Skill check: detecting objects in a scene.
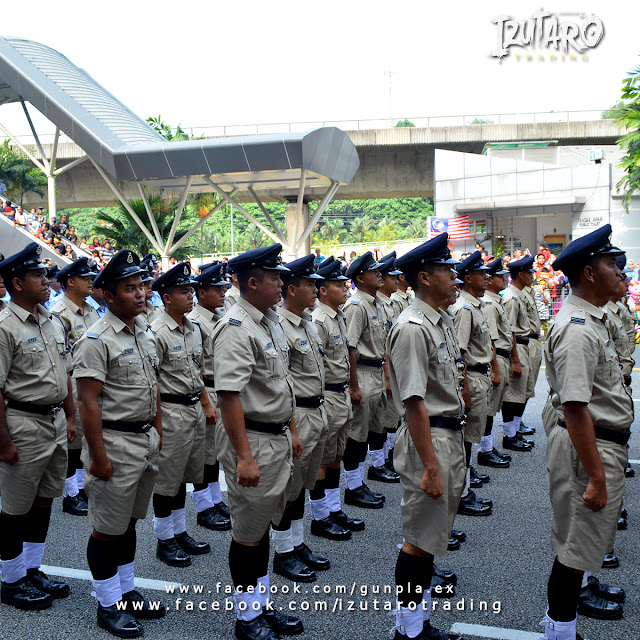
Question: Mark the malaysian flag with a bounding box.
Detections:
[429,217,448,237]
[447,215,470,240]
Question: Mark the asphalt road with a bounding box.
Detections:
[1,370,638,640]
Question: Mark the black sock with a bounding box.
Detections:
[289,492,306,521]
[22,505,52,544]
[395,550,433,608]
[171,484,187,511]
[484,415,494,437]
[502,402,517,423]
[309,479,325,501]
[547,557,582,622]
[87,536,119,580]
[117,528,136,567]
[343,438,367,471]
[368,431,386,456]
[258,532,270,578]
[66,448,82,478]
[229,539,259,590]
[153,494,173,518]
[464,442,472,468]
[0,513,24,561]
[325,467,341,490]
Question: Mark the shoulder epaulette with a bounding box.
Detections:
[87,319,110,338]
[314,319,324,326]
[570,317,586,325]
[228,317,243,326]
[484,300,493,305]
[345,298,360,305]
[0,308,10,323]
[463,304,472,310]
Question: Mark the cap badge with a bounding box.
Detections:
[36,246,42,256]
[183,265,189,276]
[126,252,133,264]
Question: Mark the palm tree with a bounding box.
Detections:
[243,225,267,250]
[350,215,374,242]
[317,219,344,243]
[0,140,47,205]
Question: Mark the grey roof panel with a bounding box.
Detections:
[0,37,359,188]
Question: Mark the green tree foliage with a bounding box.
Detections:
[615,60,640,211]
[145,116,189,141]
[602,100,625,119]
[469,118,494,124]
[394,119,415,128]
[0,139,47,205]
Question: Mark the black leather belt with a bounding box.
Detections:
[244,418,291,435]
[357,358,386,368]
[160,392,201,405]
[7,399,63,415]
[467,364,490,374]
[202,377,215,389]
[325,381,349,393]
[528,333,540,340]
[103,421,153,434]
[557,420,631,446]
[496,348,511,360]
[516,336,530,345]
[296,395,324,408]
[431,415,466,431]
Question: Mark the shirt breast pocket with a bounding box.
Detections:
[292,342,315,372]
[168,351,187,373]
[20,341,47,371]
[436,348,453,384]
[265,348,283,379]
[600,345,620,385]
[110,354,133,383]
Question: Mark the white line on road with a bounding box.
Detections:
[628,459,640,465]
[41,565,179,592]
[450,622,540,640]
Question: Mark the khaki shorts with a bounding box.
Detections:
[488,355,510,417]
[395,421,465,557]
[216,421,293,544]
[527,338,542,399]
[322,390,352,464]
[154,402,206,496]
[203,387,218,466]
[287,406,328,499]
[348,366,387,443]
[82,427,160,536]
[547,425,627,573]
[0,408,68,516]
[504,343,531,404]
[68,378,83,452]
[464,371,491,444]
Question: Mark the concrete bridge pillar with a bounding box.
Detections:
[285,200,311,258]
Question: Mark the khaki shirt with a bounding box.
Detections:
[0,299,6,312]
[72,310,159,423]
[152,311,203,396]
[604,301,634,377]
[212,297,294,424]
[387,298,464,418]
[522,285,542,335]
[0,301,70,404]
[441,309,466,385]
[223,285,241,312]
[481,290,513,351]
[378,291,399,332]
[52,295,100,349]
[343,289,387,361]
[311,301,350,385]
[391,290,411,316]
[451,290,492,366]
[502,285,530,338]
[278,308,325,398]
[616,300,636,352]
[142,301,162,327]
[188,304,218,381]
[545,294,633,430]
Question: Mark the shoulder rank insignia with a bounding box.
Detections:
[229,317,242,326]
[87,332,99,339]
[408,316,423,325]
[314,319,324,326]
[463,304,472,310]
[570,317,586,325]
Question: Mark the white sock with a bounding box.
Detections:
[192,488,214,513]
[421,588,432,621]
[257,574,269,608]
[23,542,45,570]
[63,475,78,498]
[478,435,492,453]
[369,448,386,468]
[153,515,174,541]
[358,462,365,482]
[387,431,397,449]
[209,481,223,505]
[172,508,187,535]
[234,589,262,621]
[291,519,304,547]
[503,420,517,438]
[461,467,471,498]
[539,609,577,640]
[1,551,26,584]
[309,497,330,521]
[345,469,363,490]
[514,416,522,430]
[395,603,423,638]
[581,571,591,588]
[93,574,122,608]
[117,561,135,594]
[486,433,494,451]
[76,469,85,490]
[325,487,341,512]
[272,528,294,554]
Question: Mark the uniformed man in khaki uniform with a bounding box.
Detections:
[522,271,543,404]
[272,255,350,585]
[539,224,632,640]
[478,257,519,468]
[343,252,390,509]
[386,233,464,640]
[52,257,100,516]
[311,257,364,533]
[501,256,536,452]
[212,244,305,640]
[188,263,231,531]
[223,267,241,311]
[139,261,162,327]
[150,262,210,568]
[0,243,75,612]
[451,251,494,517]
[74,249,165,637]
[391,272,412,316]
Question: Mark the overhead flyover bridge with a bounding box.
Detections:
[0,36,359,259]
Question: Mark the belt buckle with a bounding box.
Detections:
[319,397,324,405]
[189,394,199,403]
[143,423,152,433]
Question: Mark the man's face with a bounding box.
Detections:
[537,255,545,265]
[466,270,488,295]
[522,271,534,287]
[164,285,194,315]
[197,284,227,309]
[429,264,458,301]
[0,276,6,299]
[143,280,153,301]
[488,274,507,293]
[618,275,629,297]
[382,274,399,295]
[292,277,318,309]
[15,269,49,305]
[359,268,383,290]
[69,274,93,298]
[592,255,622,298]
[256,269,284,307]
[106,275,145,318]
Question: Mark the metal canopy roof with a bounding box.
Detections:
[0,37,359,189]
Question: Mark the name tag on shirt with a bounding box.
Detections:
[171,345,182,352]
[123,348,134,355]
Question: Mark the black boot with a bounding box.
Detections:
[294,543,330,571]
[367,465,400,483]
[197,506,231,531]
[310,517,351,541]
[156,538,191,567]
[1,577,52,610]
[330,510,365,531]
[235,615,280,640]
[97,603,144,638]
[477,450,510,468]
[26,568,70,599]
[273,551,315,582]
[344,486,384,509]
[175,531,210,555]
[262,606,304,635]
[121,589,167,619]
